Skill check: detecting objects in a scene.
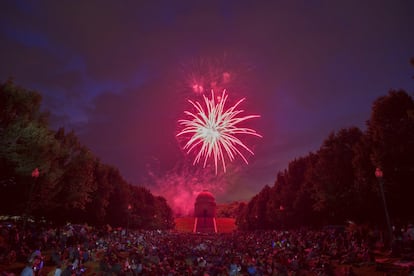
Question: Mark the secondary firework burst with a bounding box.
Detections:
[177,90,262,174]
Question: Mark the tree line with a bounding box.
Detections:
[2,69,414,233]
[237,89,414,231]
[0,79,174,229]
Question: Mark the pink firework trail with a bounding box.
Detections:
[177,90,262,174]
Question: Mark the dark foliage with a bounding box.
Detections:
[0,79,174,229]
[237,80,414,231]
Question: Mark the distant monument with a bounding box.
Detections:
[194,190,216,218]
[173,190,236,233]
[194,190,217,233]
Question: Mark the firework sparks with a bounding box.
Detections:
[177,90,261,174]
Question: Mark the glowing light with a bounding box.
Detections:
[181,55,251,97]
[31,168,39,178]
[191,83,204,94]
[177,90,261,174]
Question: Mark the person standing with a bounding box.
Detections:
[21,256,41,276]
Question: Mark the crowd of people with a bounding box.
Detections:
[0,220,414,275]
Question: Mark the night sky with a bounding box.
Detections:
[1,1,413,209]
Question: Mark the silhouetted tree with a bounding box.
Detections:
[84,163,116,225]
[352,133,381,223]
[367,90,414,221]
[308,127,363,225]
[0,80,57,215]
[290,154,318,227]
[105,168,131,227]
[0,79,174,229]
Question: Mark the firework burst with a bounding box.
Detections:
[177,90,261,174]
[179,54,253,97]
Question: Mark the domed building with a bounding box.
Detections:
[193,190,217,233]
[174,190,236,233]
[194,190,217,218]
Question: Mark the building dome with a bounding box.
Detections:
[194,190,216,218]
[196,190,215,202]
